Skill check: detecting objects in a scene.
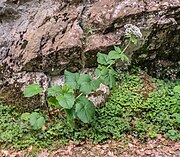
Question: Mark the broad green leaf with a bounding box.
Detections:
[105,68,116,88]
[95,66,101,77]
[114,46,122,53]
[47,97,59,107]
[173,86,180,93]
[120,53,129,62]
[48,85,73,97]
[102,66,110,75]
[64,70,80,89]
[21,112,30,121]
[95,65,109,77]
[48,86,62,96]
[30,112,40,126]
[78,74,101,93]
[24,84,43,97]
[65,108,76,120]
[96,66,116,88]
[65,108,76,128]
[56,93,75,109]
[97,52,114,65]
[78,74,93,94]
[36,117,45,130]
[75,96,95,123]
[30,112,45,130]
[90,79,101,91]
[61,85,74,94]
[108,50,121,60]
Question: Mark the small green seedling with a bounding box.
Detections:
[21,112,45,130]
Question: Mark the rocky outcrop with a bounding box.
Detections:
[0,0,179,108]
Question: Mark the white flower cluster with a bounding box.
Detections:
[124,24,142,38]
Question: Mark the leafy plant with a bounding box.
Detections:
[108,72,180,141]
[75,96,95,123]
[1,71,180,150]
[29,112,45,130]
[23,24,141,127]
[0,104,52,149]
[23,84,43,97]
[165,129,180,141]
[21,112,45,130]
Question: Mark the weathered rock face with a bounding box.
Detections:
[84,0,180,79]
[0,0,179,108]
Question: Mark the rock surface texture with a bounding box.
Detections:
[0,0,179,108]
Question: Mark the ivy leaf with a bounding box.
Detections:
[173,86,180,93]
[78,74,93,94]
[56,93,75,109]
[48,86,62,96]
[64,70,80,89]
[108,50,121,60]
[97,52,114,65]
[24,84,43,97]
[30,112,45,130]
[75,96,95,123]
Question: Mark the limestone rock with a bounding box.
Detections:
[0,72,48,110]
[0,0,179,107]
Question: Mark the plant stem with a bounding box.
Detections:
[76,93,83,100]
[121,37,131,54]
[45,91,51,117]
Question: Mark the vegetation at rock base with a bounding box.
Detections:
[23,24,141,128]
[0,69,179,150]
[0,24,179,152]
